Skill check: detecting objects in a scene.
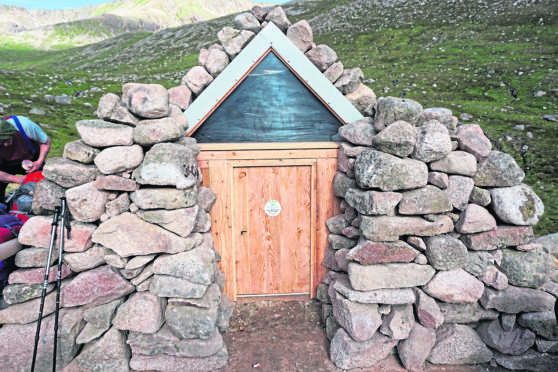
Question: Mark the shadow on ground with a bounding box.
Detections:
[216,300,510,372]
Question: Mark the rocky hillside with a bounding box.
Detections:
[0,0,556,234]
[0,0,270,49]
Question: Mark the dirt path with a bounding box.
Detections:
[217,300,507,372]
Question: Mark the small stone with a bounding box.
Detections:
[76,120,133,148]
[473,151,525,187]
[379,305,415,339]
[455,204,497,233]
[481,285,556,314]
[414,288,444,328]
[96,92,139,125]
[334,68,364,95]
[399,185,452,215]
[397,323,436,372]
[63,140,100,164]
[168,85,192,110]
[348,262,435,291]
[446,175,474,211]
[305,45,337,72]
[122,83,169,119]
[412,120,453,163]
[265,6,291,32]
[455,124,492,161]
[287,20,313,53]
[490,184,544,226]
[430,151,477,176]
[182,66,214,95]
[233,12,260,33]
[374,96,423,131]
[428,324,493,364]
[338,117,375,146]
[423,269,484,303]
[372,120,416,157]
[477,319,535,355]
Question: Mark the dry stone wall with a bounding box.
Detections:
[0,83,231,372]
[320,95,558,371]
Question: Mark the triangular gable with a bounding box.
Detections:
[184,22,363,138]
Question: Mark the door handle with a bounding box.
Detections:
[240,230,248,235]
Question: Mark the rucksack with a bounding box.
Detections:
[6,171,44,223]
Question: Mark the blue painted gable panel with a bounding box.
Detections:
[192,52,343,143]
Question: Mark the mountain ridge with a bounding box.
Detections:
[0,0,273,49]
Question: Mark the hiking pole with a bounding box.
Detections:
[53,197,71,372]
[31,206,61,372]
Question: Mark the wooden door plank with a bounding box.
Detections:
[197,149,337,161]
[207,160,235,300]
[314,157,341,297]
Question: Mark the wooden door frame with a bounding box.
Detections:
[197,143,339,301]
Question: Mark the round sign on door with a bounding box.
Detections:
[264,200,282,217]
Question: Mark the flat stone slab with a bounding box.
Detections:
[360,215,454,241]
[333,277,416,304]
[348,262,435,291]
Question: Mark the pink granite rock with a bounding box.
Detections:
[112,292,165,333]
[18,216,96,252]
[94,175,138,191]
[96,92,139,125]
[430,151,477,176]
[414,288,444,328]
[287,20,313,52]
[9,265,72,285]
[182,66,214,95]
[398,323,436,371]
[66,182,110,222]
[305,44,337,72]
[345,83,376,115]
[61,265,134,308]
[75,120,133,148]
[330,328,398,370]
[168,85,193,110]
[265,6,291,32]
[455,204,497,234]
[461,225,534,250]
[347,240,419,264]
[456,124,492,161]
[423,269,485,303]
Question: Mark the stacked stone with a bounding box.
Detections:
[0,82,232,371]
[319,96,558,371]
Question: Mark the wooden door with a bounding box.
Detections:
[233,165,312,297]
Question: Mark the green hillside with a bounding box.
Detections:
[0,0,557,234]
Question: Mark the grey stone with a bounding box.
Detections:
[94,145,144,174]
[204,48,229,77]
[333,276,416,304]
[379,305,415,339]
[345,188,401,216]
[129,346,228,372]
[63,140,100,164]
[328,234,356,250]
[430,151,477,176]
[425,235,468,270]
[446,175,474,210]
[423,269,484,303]
[477,319,535,355]
[419,107,456,132]
[137,206,198,238]
[31,179,66,215]
[2,283,53,305]
[127,325,224,358]
[332,172,356,198]
[470,186,492,207]
[335,68,364,95]
[83,299,122,328]
[331,291,382,342]
[92,213,195,257]
[234,12,260,33]
[463,251,494,277]
[345,83,376,115]
[493,349,558,371]
[397,323,437,372]
[217,293,234,332]
[355,150,428,191]
[501,314,516,332]
[517,311,558,340]
[374,96,423,131]
[348,262,435,291]
[97,92,139,125]
[165,300,219,340]
[438,302,498,324]
[197,186,217,212]
[112,292,165,333]
[324,61,344,83]
[372,120,416,157]
[152,247,216,285]
[399,185,452,215]
[76,119,133,147]
[338,117,375,146]
[66,182,110,222]
[217,27,255,59]
[133,116,187,145]
[499,249,547,288]
[490,184,544,226]
[76,322,109,345]
[428,324,493,364]
[150,275,208,299]
[94,175,138,192]
[360,215,454,242]
[474,151,525,187]
[326,215,348,234]
[19,217,96,252]
[75,327,130,372]
[122,82,169,119]
[14,247,56,269]
[325,316,340,340]
[43,157,100,188]
[105,193,130,218]
[412,120,453,163]
[329,328,398,370]
[130,187,197,210]
[133,143,200,189]
[480,285,556,313]
[481,265,509,290]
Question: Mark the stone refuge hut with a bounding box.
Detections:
[0,5,558,372]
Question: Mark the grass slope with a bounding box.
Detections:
[0,0,556,234]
